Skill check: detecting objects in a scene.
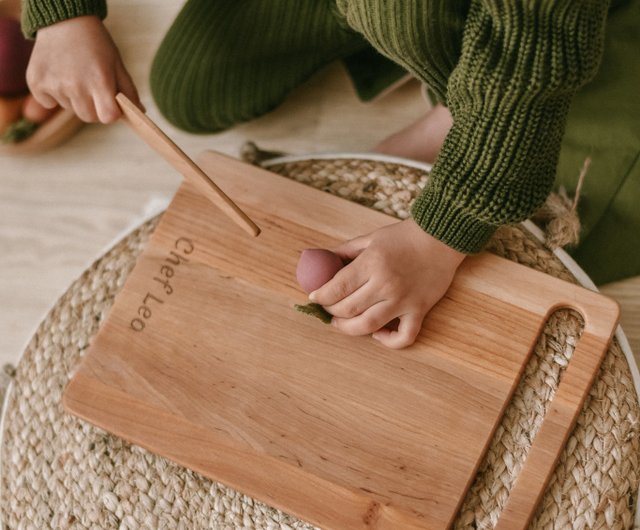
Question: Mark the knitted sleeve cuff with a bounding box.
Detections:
[22,0,107,38]
[411,182,496,254]
[408,0,611,255]
[410,91,575,254]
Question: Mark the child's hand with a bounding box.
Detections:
[26,15,142,123]
[309,219,466,349]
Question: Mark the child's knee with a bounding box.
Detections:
[149,47,232,134]
[149,0,365,133]
[148,1,252,133]
[337,0,439,76]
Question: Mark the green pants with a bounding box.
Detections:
[149,0,405,133]
[150,0,640,285]
[553,0,640,284]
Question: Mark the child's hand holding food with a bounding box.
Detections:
[308,219,466,349]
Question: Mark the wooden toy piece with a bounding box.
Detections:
[0,107,83,155]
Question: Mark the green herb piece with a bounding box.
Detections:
[294,303,332,324]
[2,118,38,144]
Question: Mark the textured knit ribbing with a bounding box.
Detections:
[149,0,368,133]
[338,0,609,253]
[336,0,467,103]
[21,0,107,38]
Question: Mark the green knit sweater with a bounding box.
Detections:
[336,0,609,252]
[22,0,610,254]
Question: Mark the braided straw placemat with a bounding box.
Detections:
[1,156,639,529]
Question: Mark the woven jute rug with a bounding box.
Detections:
[1,156,639,529]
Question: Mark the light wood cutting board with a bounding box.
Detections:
[64,151,620,529]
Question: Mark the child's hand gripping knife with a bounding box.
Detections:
[26,15,142,123]
[309,218,466,349]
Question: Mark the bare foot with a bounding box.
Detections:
[374,103,453,164]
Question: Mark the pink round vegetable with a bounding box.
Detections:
[0,17,34,97]
[296,248,344,294]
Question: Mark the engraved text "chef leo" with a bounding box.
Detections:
[130,237,194,332]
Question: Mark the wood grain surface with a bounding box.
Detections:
[64,151,620,529]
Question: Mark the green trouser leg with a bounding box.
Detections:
[150,0,371,133]
[554,0,640,284]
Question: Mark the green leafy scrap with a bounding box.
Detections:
[293,303,333,324]
[2,118,38,144]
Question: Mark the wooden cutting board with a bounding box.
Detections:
[64,151,619,529]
